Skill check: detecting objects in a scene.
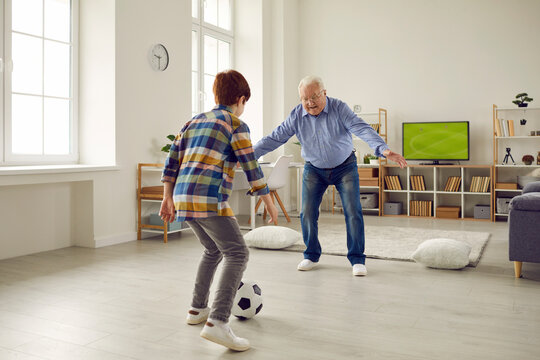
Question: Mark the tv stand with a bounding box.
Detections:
[381,164,493,220]
[420,161,454,165]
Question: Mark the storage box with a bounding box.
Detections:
[360,193,378,209]
[149,213,186,231]
[383,202,402,215]
[436,206,461,219]
[359,177,379,186]
[495,182,518,190]
[358,168,378,178]
[496,197,512,214]
[474,205,491,219]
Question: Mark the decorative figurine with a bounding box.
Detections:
[502,147,515,165]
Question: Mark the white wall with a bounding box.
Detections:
[295,0,540,164]
[0,0,192,260]
[3,0,538,260]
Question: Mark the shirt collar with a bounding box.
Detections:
[214,104,235,114]
[301,97,329,117]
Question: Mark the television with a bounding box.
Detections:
[402,121,469,164]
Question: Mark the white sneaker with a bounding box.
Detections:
[200,320,250,351]
[297,259,318,271]
[186,307,210,325]
[352,264,367,276]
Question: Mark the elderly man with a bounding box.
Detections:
[254,75,407,276]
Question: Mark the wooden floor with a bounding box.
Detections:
[1,213,539,360]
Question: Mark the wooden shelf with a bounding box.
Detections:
[381,164,493,220]
[137,163,190,242]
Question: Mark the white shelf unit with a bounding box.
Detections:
[492,105,540,221]
[381,164,493,220]
[331,164,381,215]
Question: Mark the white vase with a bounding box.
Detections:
[369,159,379,165]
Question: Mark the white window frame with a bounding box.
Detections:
[192,0,234,115]
[1,0,79,165]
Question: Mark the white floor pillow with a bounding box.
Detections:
[412,238,472,269]
[244,226,302,249]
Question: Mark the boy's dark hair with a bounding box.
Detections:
[213,70,251,106]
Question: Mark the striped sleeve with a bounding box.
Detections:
[231,121,269,196]
[161,123,189,183]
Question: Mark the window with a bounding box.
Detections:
[192,0,233,117]
[1,0,78,165]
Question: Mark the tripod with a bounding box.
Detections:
[502,147,515,165]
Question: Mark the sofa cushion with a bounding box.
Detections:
[510,192,540,212]
[523,181,540,194]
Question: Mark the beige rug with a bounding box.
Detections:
[284,225,490,267]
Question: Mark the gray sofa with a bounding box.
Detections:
[508,181,540,278]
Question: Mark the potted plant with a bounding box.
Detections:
[512,93,534,108]
[363,153,372,164]
[522,154,534,165]
[368,154,379,165]
[161,134,176,153]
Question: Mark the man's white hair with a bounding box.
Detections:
[298,76,325,92]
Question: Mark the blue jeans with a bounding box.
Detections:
[300,153,365,265]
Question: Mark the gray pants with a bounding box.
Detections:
[187,216,249,322]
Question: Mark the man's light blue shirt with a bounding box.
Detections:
[253,97,389,169]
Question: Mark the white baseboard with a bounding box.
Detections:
[94,232,137,248]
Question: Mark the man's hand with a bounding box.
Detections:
[383,149,408,168]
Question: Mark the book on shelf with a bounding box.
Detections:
[453,177,462,192]
[495,118,502,137]
[409,200,432,216]
[370,123,380,133]
[385,175,402,190]
[444,176,461,192]
[500,118,509,137]
[410,175,425,191]
[469,176,490,192]
[508,119,515,136]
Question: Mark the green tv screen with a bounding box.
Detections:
[402,121,469,161]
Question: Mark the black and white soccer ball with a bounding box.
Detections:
[232,280,263,320]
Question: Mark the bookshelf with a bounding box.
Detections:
[492,104,540,221]
[381,164,493,220]
[333,108,389,216]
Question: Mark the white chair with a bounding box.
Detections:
[253,155,293,223]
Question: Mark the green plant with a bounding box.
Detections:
[512,92,533,107]
[161,134,176,153]
[522,154,534,164]
[363,153,377,164]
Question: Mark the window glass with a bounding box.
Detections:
[44,0,71,42]
[12,33,43,95]
[204,0,218,27]
[218,0,231,30]
[203,35,218,76]
[203,74,215,111]
[192,0,198,18]
[192,31,198,71]
[44,98,70,154]
[12,94,43,154]
[12,0,43,36]
[44,40,70,98]
[192,71,198,116]
[217,40,230,71]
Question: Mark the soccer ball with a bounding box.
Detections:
[232,280,263,320]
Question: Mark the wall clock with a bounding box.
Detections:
[150,43,169,71]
